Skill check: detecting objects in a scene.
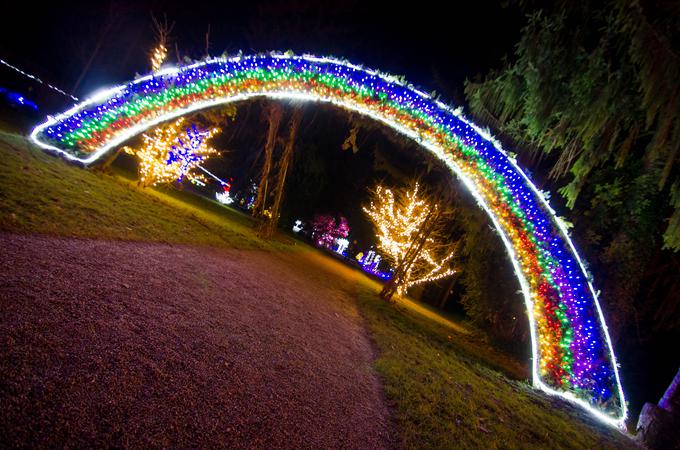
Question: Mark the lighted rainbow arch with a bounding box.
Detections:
[31,53,626,425]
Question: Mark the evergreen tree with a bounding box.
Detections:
[464,0,679,339]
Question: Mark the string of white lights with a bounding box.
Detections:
[0,57,78,101]
[196,164,226,185]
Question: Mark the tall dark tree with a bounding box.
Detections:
[252,103,283,219]
[259,106,303,238]
[464,0,680,340]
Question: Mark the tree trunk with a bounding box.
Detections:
[252,103,283,218]
[94,147,124,172]
[380,206,439,301]
[637,369,680,449]
[259,107,302,238]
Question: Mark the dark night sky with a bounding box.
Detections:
[0,1,524,111]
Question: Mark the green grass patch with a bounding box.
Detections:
[0,131,269,250]
[353,286,635,449]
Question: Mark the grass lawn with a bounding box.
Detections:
[0,130,635,448]
[293,249,634,449]
[0,130,275,250]
[354,285,634,448]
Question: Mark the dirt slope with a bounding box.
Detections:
[0,233,394,448]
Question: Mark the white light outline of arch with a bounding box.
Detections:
[29,53,627,427]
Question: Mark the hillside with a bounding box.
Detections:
[0,131,635,448]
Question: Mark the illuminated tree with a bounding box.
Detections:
[150,15,174,72]
[310,214,350,249]
[123,118,219,187]
[363,183,457,301]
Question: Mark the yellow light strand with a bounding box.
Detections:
[150,44,167,72]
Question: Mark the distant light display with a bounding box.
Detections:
[335,237,349,255]
[215,179,234,204]
[215,191,233,204]
[358,249,392,280]
[310,214,350,250]
[362,249,380,272]
[30,52,626,425]
[0,87,38,111]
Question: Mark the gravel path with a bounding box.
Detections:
[0,233,394,448]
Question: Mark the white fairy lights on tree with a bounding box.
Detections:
[363,183,456,300]
[335,238,349,255]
